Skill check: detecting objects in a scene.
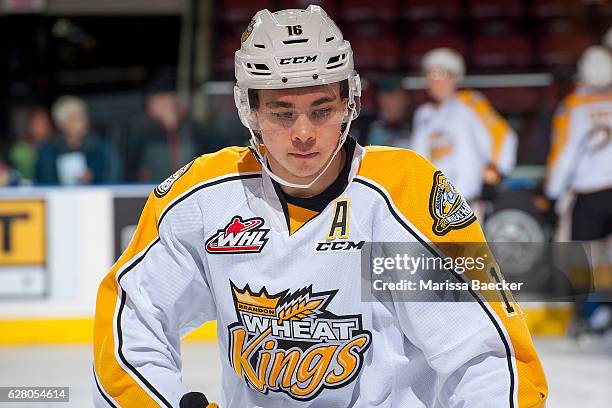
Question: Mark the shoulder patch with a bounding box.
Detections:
[429,171,476,236]
[154,160,194,198]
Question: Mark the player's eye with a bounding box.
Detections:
[270,111,295,121]
[309,108,333,122]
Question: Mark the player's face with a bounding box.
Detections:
[425,68,457,103]
[256,83,347,183]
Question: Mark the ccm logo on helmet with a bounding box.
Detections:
[277,55,318,65]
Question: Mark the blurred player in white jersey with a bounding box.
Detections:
[411,48,517,211]
[545,46,612,336]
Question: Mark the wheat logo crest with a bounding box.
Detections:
[228,281,371,401]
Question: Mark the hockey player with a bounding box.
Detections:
[411,48,517,204]
[93,6,546,407]
[545,46,612,211]
[545,46,612,336]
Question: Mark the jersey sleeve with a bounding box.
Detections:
[410,105,431,156]
[545,102,585,199]
[496,128,518,176]
[407,154,546,407]
[459,90,517,175]
[359,149,548,408]
[93,190,217,407]
[451,108,493,200]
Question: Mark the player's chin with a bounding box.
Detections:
[287,155,321,169]
[286,160,325,180]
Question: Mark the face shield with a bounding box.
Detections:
[233,70,362,190]
[235,78,360,135]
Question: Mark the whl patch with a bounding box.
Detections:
[205,216,270,254]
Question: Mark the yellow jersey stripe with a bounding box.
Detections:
[458,90,511,164]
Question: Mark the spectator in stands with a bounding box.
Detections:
[35,96,121,185]
[9,106,53,182]
[544,46,612,336]
[411,47,517,208]
[126,74,211,182]
[363,77,412,148]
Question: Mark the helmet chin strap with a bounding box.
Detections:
[248,105,356,189]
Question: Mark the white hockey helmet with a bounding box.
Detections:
[233,5,361,189]
[578,45,612,88]
[421,47,465,81]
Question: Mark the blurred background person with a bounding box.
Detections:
[8,106,53,183]
[126,73,213,182]
[544,46,612,337]
[411,48,517,211]
[35,95,121,185]
[545,46,612,233]
[363,77,412,148]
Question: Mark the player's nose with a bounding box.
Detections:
[290,113,315,143]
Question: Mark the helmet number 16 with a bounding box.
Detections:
[287,25,302,36]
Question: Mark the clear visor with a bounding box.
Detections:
[245,83,352,132]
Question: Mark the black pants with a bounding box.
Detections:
[572,188,612,241]
[571,187,612,330]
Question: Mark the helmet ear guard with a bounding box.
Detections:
[348,71,362,119]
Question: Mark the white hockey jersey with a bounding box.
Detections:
[545,91,612,199]
[412,90,517,201]
[93,140,546,407]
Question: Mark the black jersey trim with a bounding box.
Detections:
[113,174,261,408]
[271,178,292,230]
[93,366,119,408]
[116,238,171,407]
[354,177,516,408]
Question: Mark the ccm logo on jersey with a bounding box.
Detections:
[276,55,318,65]
[228,282,371,401]
[205,216,270,254]
[316,241,364,251]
